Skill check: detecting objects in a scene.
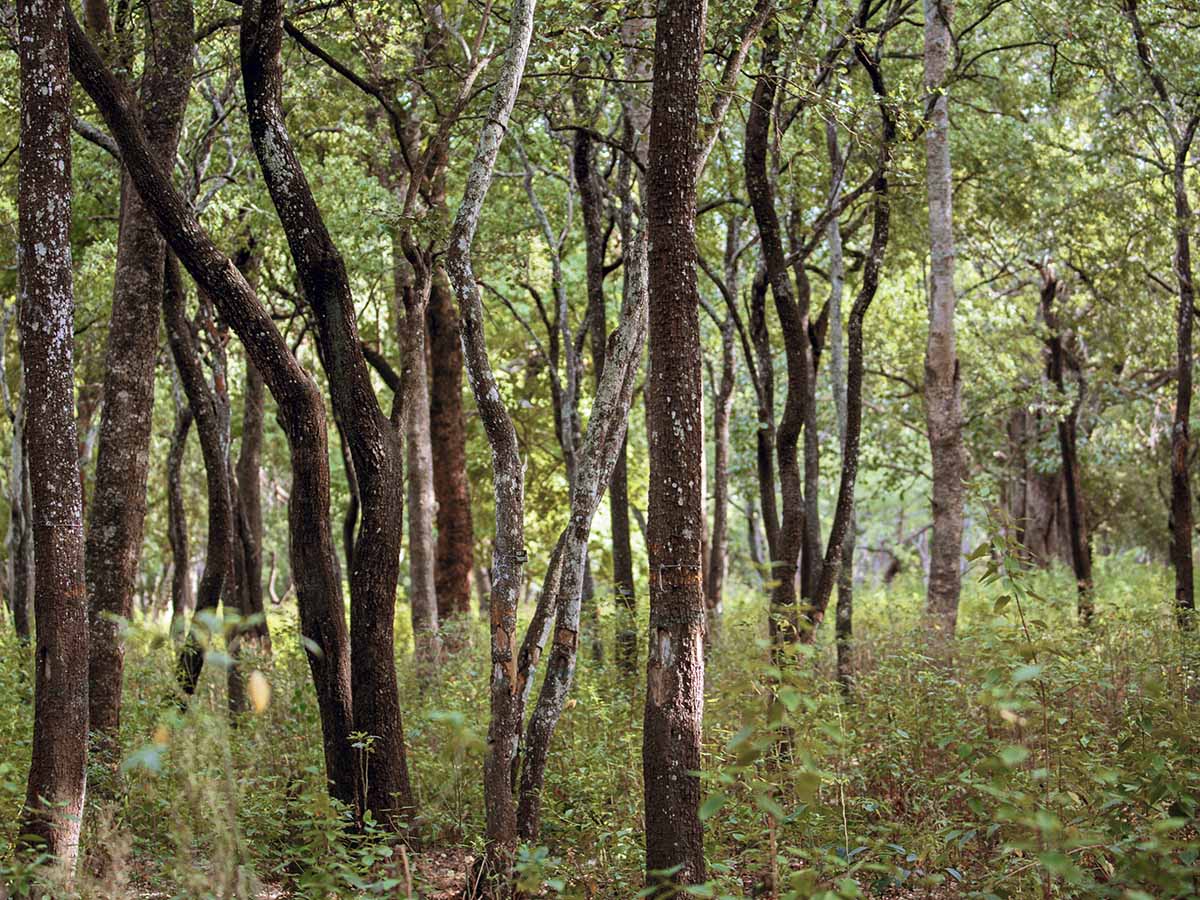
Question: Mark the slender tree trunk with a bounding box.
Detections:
[516,234,647,843]
[235,356,270,649]
[745,28,809,644]
[67,12,359,809]
[85,0,194,758]
[427,270,475,622]
[398,241,440,674]
[1039,268,1094,622]
[804,28,895,638]
[643,0,708,889]
[165,266,235,698]
[8,378,32,643]
[705,218,740,634]
[826,119,855,690]
[922,0,965,636]
[1170,150,1196,625]
[443,0,536,882]
[167,395,194,642]
[16,0,89,865]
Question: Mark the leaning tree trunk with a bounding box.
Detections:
[443,0,536,884]
[745,29,809,646]
[16,0,89,866]
[67,11,359,809]
[165,266,235,699]
[643,0,708,890]
[922,0,965,637]
[241,0,414,827]
[85,0,194,760]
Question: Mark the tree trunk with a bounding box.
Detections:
[67,11,359,809]
[16,0,89,865]
[516,232,647,844]
[745,29,809,645]
[804,29,895,639]
[1170,148,1196,625]
[427,270,475,622]
[167,395,194,642]
[165,266,235,698]
[240,0,414,827]
[643,0,708,889]
[826,119,855,690]
[705,218,740,634]
[85,0,193,758]
[8,376,33,643]
[1039,268,1094,622]
[398,241,441,675]
[235,355,270,650]
[443,0,536,882]
[922,0,966,636]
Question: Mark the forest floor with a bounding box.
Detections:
[2,554,1198,898]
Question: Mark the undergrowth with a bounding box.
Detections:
[1,551,1197,898]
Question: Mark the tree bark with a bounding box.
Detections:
[1039,267,1094,622]
[165,264,235,699]
[16,0,89,865]
[85,0,194,757]
[804,27,896,639]
[643,0,708,889]
[67,11,358,810]
[240,0,414,827]
[397,239,441,674]
[922,0,965,636]
[167,392,194,642]
[745,27,809,645]
[443,0,536,882]
[427,270,475,622]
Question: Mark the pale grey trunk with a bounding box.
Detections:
[922,0,965,635]
[826,118,855,689]
[443,0,536,881]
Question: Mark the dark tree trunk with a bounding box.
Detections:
[240,0,413,827]
[67,11,359,809]
[165,264,235,698]
[1170,151,1196,625]
[745,29,810,645]
[85,0,194,759]
[235,355,270,649]
[427,269,475,622]
[16,0,89,865]
[1039,268,1094,623]
[167,398,194,642]
[8,384,33,644]
[643,0,708,889]
[804,28,896,639]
